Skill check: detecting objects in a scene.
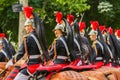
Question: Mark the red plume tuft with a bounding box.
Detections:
[67,14,74,24]
[23,6,33,19]
[116,30,120,37]
[79,22,86,31]
[107,27,113,34]
[90,21,99,30]
[0,33,6,38]
[55,12,63,24]
[99,25,106,33]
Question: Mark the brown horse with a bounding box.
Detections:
[1,61,120,80]
[0,62,7,70]
[0,60,25,80]
[0,62,13,80]
[50,70,88,80]
[95,66,120,80]
[80,71,107,80]
[79,66,120,80]
[49,66,120,80]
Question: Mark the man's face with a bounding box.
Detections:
[80,29,85,37]
[24,25,33,34]
[89,34,97,41]
[54,29,62,38]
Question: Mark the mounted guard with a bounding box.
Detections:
[5,6,49,80]
[88,21,105,67]
[107,27,120,67]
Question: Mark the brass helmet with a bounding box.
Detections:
[53,23,65,32]
[24,19,35,28]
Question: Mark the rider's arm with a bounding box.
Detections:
[13,42,25,63]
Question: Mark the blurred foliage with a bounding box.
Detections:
[98,1,114,18]
[85,0,120,29]
[29,0,90,45]
[0,0,120,46]
[0,0,19,42]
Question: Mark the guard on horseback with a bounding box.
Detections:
[0,33,13,62]
[88,21,105,67]
[78,21,92,65]
[0,40,9,62]
[5,6,49,80]
[99,26,115,66]
[106,27,120,67]
[0,33,15,60]
[48,12,70,65]
[6,19,41,80]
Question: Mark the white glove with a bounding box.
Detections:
[5,59,14,68]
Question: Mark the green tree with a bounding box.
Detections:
[85,0,120,29]
[1,0,120,46]
[0,0,90,46]
[29,0,90,45]
[108,0,120,29]
[0,0,19,42]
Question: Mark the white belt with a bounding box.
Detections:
[96,57,103,60]
[29,55,40,59]
[57,56,68,60]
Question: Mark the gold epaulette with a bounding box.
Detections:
[92,40,98,55]
[92,41,97,47]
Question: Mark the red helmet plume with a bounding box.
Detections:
[99,25,106,33]
[67,14,74,24]
[90,21,99,31]
[107,27,113,34]
[23,6,33,19]
[116,30,120,37]
[79,22,86,31]
[55,12,63,24]
[0,33,6,38]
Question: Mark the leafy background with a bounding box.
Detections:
[0,0,120,48]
